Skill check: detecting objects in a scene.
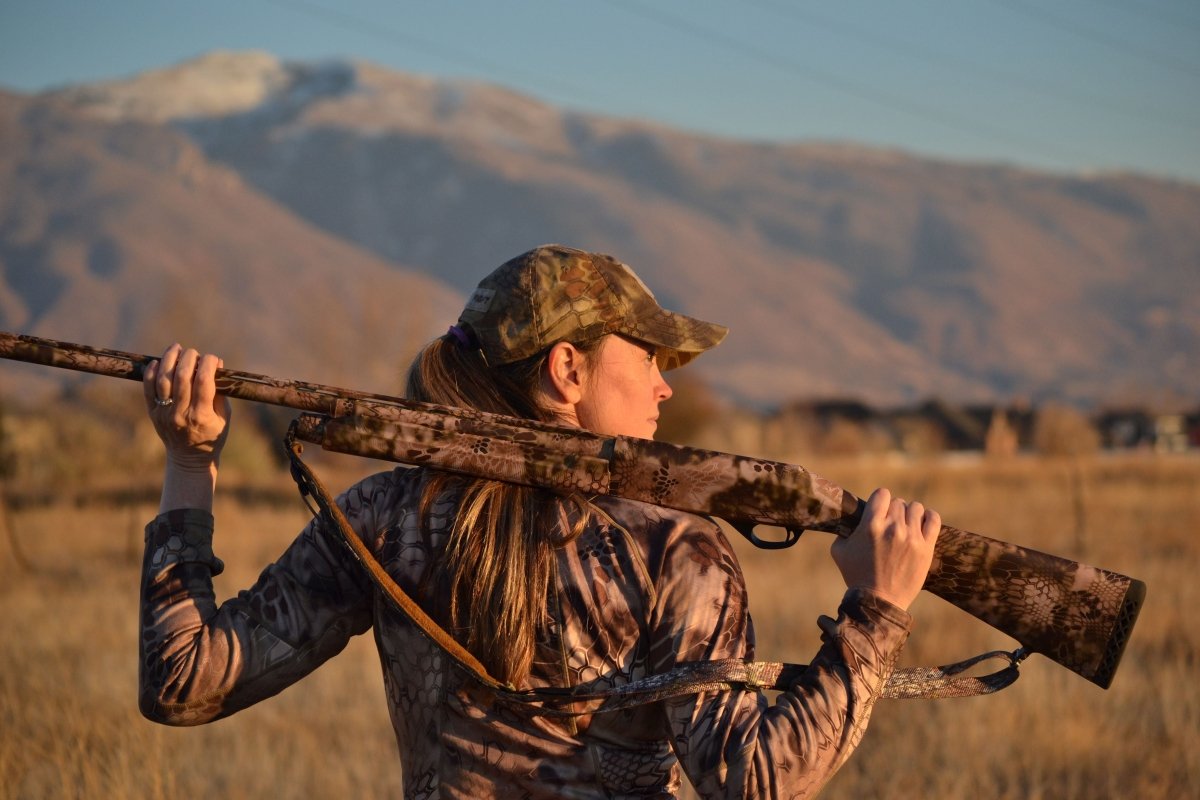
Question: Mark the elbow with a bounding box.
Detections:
[138,635,229,726]
[139,686,199,727]
[138,687,220,727]
[138,664,225,727]
[138,690,177,726]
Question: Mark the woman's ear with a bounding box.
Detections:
[544,341,587,408]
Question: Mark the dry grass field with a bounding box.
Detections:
[1,452,1196,799]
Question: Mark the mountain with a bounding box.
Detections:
[15,51,1200,408]
[0,85,461,400]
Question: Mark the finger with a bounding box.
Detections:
[193,353,221,413]
[156,343,182,403]
[922,509,942,540]
[856,488,891,535]
[905,500,925,531]
[864,487,891,521]
[173,348,199,411]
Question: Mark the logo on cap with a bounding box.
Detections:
[464,287,496,313]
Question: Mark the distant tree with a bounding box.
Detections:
[761,406,822,461]
[984,409,1019,458]
[1032,404,1100,457]
[819,418,870,456]
[895,417,947,456]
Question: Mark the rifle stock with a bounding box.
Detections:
[0,331,1145,689]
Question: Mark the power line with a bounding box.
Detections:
[257,0,614,107]
[750,0,1197,133]
[1091,0,1200,34]
[600,0,1116,168]
[985,0,1200,79]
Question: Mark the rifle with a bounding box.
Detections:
[0,331,1145,691]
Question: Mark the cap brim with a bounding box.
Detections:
[624,308,728,371]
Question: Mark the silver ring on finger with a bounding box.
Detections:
[155,397,175,407]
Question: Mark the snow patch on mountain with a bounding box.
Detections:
[45,51,358,123]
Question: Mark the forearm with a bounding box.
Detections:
[671,589,912,799]
[139,508,233,724]
[158,461,218,513]
[139,507,373,726]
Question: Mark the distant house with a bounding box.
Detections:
[805,399,877,425]
[889,401,1034,453]
[915,400,988,450]
[1094,408,1198,452]
[1094,409,1155,449]
[759,399,1197,457]
[1153,414,1190,453]
[766,399,1042,455]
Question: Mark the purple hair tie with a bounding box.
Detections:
[447,325,472,348]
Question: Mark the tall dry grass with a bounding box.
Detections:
[0,453,1196,798]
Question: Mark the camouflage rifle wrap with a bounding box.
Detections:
[0,331,1146,688]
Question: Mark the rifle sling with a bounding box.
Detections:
[284,428,1027,714]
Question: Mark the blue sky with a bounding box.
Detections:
[2,0,1197,182]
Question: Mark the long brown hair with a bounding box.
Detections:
[405,334,600,686]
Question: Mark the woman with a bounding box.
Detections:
[140,244,940,798]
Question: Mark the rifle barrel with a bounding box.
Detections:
[0,331,375,416]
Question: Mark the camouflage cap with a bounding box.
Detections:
[456,245,728,371]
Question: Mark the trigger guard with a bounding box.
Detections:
[731,522,804,550]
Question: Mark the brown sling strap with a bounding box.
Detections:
[285,429,1026,715]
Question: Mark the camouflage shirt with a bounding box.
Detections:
[140,466,912,799]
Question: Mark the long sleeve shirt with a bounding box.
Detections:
[139,466,912,799]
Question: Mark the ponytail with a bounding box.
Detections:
[405,334,599,686]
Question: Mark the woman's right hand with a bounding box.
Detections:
[830,487,941,610]
[142,343,231,473]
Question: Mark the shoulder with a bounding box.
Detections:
[591,498,752,666]
[590,493,719,536]
[334,466,426,535]
[589,496,744,592]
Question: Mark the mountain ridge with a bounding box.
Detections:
[9,52,1199,409]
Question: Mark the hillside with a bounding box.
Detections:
[14,51,1200,407]
[0,86,460,400]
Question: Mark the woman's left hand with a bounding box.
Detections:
[143,343,232,474]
